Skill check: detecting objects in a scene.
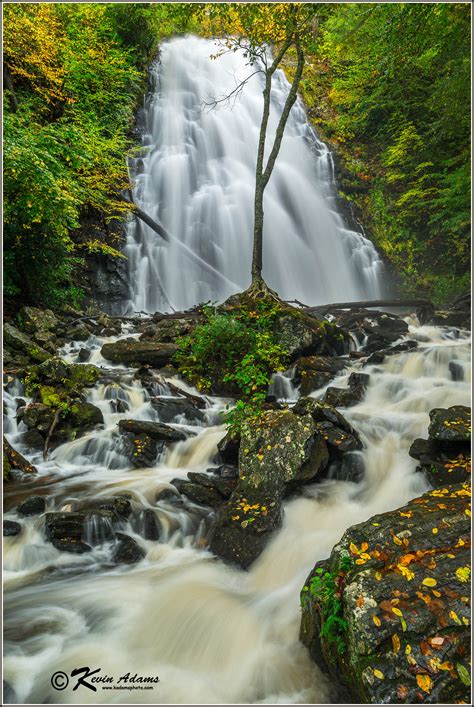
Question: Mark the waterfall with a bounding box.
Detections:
[123,36,385,314]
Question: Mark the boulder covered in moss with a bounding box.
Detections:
[272,309,350,360]
[17,401,103,450]
[300,482,471,704]
[208,409,330,568]
[3,323,50,364]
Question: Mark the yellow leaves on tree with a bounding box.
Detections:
[3,4,69,104]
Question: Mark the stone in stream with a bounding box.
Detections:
[3,520,22,537]
[365,339,418,365]
[118,419,188,468]
[17,400,104,450]
[324,371,370,408]
[101,339,179,368]
[272,310,350,360]
[112,533,146,564]
[293,355,347,396]
[150,396,205,424]
[51,538,92,554]
[17,495,46,516]
[216,430,240,465]
[300,481,471,705]
[3,322,51,363]
[409,405,471,488]
[209,409,330,569]
[78,347,92,362]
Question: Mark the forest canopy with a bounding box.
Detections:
[3,2,471,307]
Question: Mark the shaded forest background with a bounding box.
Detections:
[3,2,471,308]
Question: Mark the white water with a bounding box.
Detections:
[3,320,470,704]
[123,36,385,314]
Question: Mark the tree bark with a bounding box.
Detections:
[251,37,305,286]
[3,65,19,112]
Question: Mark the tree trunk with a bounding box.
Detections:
[3,65,19,112]
[251,38,305,287]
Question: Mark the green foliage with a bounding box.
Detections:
[302,553,353,655]
[3,3,193,306]
[300,3,470,305]
[175,301,288,433]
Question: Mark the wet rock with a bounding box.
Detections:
[78,347,92,362]
[272,311,350,360]
[409,407,471,488]
[122,432,163,468]
[431,310,471,329]
[3,520,22,537]
[366,340,418,365]
[17,495,46,516]
[101,339,179,368]
[112,533,145,564]
[118,419,187,442]
[294,355,347,396]
[44,512,85,544]
[150,397,205,424]
[428,405,470,444]
[156,487,181,502]
[139,316,201,343]
[187,471,237,499]
[110,399,128,414]
[293,398,357,436]
[175,481,223,508]
[3,322,50,363]
[66,322,92,341]
[216,431,240,465]
[35,357,101,389]
[325,452,365,483]
[209,410,330,568]
[75,496,132,521]
[21,429,45,449]
[141,509,162,540]
[208,464,239,480]
[300,481,471,705]
[3,437,38,474]
[324,372,370,408]
[20,306,59,334]
[51,538,92,554]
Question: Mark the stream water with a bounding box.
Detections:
[123,36,385,313]
[3,320,470,704]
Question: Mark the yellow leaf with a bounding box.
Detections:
[373,615,381,627]
[416,674,433,694]
[450,610,462,625]
[422,577,437,587]
[393,536,403,546]
[349,542,359,555]
[432,589,441,597]
[375,571,382,581]
[432,527,438,534]
[373,669,384,680]
[360,541,369,552]
[405,644,411,655]
[392,634,401,652]
[392,607,403,617]
[455,566,470,583]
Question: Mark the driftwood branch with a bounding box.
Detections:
[43,410,61,460]
[301,298,434,314]
[119,195,240,292]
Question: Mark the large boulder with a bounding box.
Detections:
[324,372,370,408]
[20,306,59,334]
[17,400,103,450]
[150,397,205,424]
[101,339,178,367]
[118,419,187,468]
[208,410,330,568]
[428,406,471,445]
[300,482,471,704]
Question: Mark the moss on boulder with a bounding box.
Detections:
[300,482,471,704]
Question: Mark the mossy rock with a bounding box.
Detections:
[3,453,11,482]
[428,406,471,444]
[19,306,59,334]
[3,323,50,363]
[300,481,471,704]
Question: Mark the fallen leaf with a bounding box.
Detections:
[392,634,401,652]
[373,615,381,627]
[416,674,433,694]
[422,577,437,587]
[373,669,384,680]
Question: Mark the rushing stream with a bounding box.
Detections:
[123,36,385,313]
[3,319,470,704]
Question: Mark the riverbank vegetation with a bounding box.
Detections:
[3,2,470,307]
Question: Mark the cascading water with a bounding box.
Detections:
[3,318,470,704]
[123,36,385,314]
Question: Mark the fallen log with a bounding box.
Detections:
[4,437,38,475]
[119,195,241,292]
[300,298,434,313]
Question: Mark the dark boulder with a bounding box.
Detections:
[3,520,22,537]
[366,340,418,365]
[112,533,145,564]
[216,431,240,465]
[293,355,347,396]
[118,419,187,442]
[51,538,92,554]
[131,509,162,540]
[3,322,50,363]
[428,406,470,445]
[43,512,93,553]
[17,495,46,516]
[272,311,350,360]
[300,482,471,704]
[324,372,370,408]
[150,397,205,424]
[78,348,92,362]
[101,339,178,368]
[173,481,223,509]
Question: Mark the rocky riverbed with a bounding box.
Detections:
[3,297,471,704]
